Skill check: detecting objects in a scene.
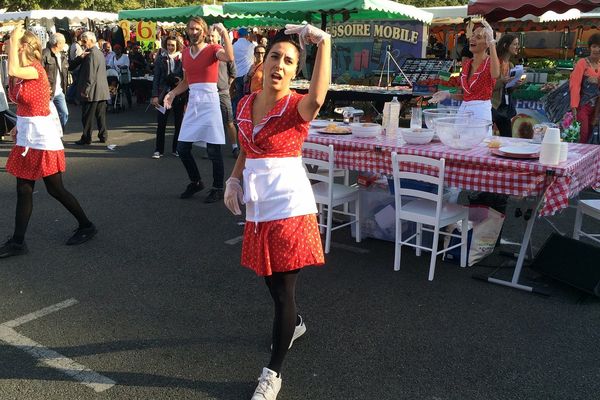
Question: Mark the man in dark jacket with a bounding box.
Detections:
[42,32,69,131]
[71,31,110,145]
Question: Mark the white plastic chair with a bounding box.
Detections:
[391,153,469,281]
[302,142,361,254]
[573,199,600,245]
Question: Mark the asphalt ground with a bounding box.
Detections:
[1,102,599,400]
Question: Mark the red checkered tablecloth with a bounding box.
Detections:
[304,132,600,216]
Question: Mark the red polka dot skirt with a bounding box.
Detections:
[6,146,66,180]
[241,214,325,276]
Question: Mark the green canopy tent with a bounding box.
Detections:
[222,0,433,29]
[118,4,303,28]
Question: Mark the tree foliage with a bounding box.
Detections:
[3,0,470,13]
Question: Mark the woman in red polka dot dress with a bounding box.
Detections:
[224,25,330,400]
[431,21,500,125]
[0,25,96,259]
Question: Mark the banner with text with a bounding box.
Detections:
[326,20,426,84]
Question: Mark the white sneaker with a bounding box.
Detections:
[251,367,281,400]
[152,152,161,159]
[271,315,306,350]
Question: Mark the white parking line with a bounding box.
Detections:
[0,299,116,392]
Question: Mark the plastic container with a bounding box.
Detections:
[350,122,382,138]
[434,117,491,150]
[539,127,561,165]
[387,96,400,136]
[400,128,435,145]
[382,102,391,134]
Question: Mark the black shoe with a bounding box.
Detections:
[66,224,97,246]
[75,139,91,145]
[204,188,224,203]
[0,238,28,258]
[232,147,240,159]
[98,137,107,143]
[180,181,205,199]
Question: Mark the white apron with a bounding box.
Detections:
[178,83,225,144]
[243,157,318,223]
[459,99,493,135]
[16,101,63,156]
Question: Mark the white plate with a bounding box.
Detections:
[310,120,336,129]
[498,145,540,155]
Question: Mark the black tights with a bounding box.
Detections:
[13,173,91,243]
[264,270,300,374]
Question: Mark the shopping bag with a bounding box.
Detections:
[443,205,505,266]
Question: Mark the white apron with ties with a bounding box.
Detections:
[459,99,493,135]
[243,157,317,223]
[178,83,225,144]
[16,101,64,156]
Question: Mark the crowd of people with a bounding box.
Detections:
[0,17,331,400]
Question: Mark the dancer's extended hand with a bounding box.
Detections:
[284,24,330,49]
[211,23,227,36]
[224,177,244,215]
[429,90,451,104]
[163,91,173,109]
[481,20,496,46]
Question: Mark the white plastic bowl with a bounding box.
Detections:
[434,117,491,149]
[400,128,435,145]
[350,122,382,138]
[423,108,473,130]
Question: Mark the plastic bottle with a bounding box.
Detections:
[388,96,400,136]
[539,127,561,166]
[382,102,391,135]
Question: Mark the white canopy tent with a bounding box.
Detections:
[0,10,118,24]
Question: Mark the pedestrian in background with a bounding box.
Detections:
[151,35,184,159]
[208,27,240,159]
[42,32,69,131]
[71,31,110,145]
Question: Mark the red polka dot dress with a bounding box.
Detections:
[237,91,325,276]
[6,62,65,180]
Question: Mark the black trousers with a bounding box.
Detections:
[492,108,513,138]
[177,141,224,189]
[81,101,108,142]
[155,100,184,154]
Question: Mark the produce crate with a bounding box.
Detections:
[412,84,437,94]
[511,85,545,100]
[438,84,459,94]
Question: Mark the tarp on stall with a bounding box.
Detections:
[118,4,298,28]
[0,10,118,23]
[222,0,433,24]
[467,0,600,21]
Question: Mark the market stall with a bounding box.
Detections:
[467,0,600,21]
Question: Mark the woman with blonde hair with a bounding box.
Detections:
[1,25,96,259]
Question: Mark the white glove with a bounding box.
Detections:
[481,20,495,46]
[224,177,244,215]
[429,90,451,104]
[211,23,227,37]
[163,91,173,109]
[284,24,330,50]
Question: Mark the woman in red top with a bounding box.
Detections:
[1,25,96,259]
[432,22,500,125]
[569,33,600,144]
[224,25,330,400]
